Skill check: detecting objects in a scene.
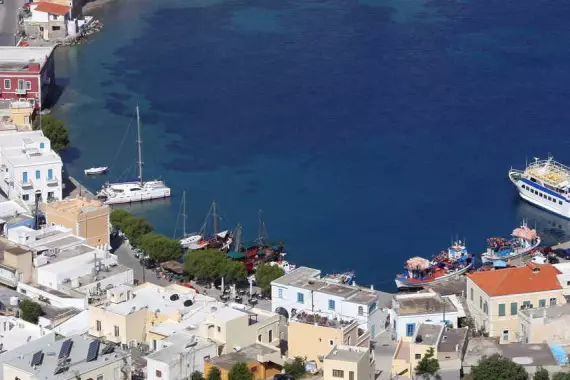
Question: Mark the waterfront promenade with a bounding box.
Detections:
[0,0,25,46]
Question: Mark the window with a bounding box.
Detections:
[3,79,10,89]
[511,302,518,315]
[329,339,334,346]
[415,354,421,359]
[349,371,354,380]
[358,306,364,316]
[470,287,473,301]
[368,302,377,313]
[406,323,415,337]
[22,194,29,201]
[52,26,61,31]
[550,298,557,306]
[96,320,101,331]
[25,81,31,90]
[17,79,23,89]
[97,376,103,380]
[278,288,283,299]
[539,299,546,308]
[217,326,221,333]
[498,303,505,317]
[48,191,54,199]
[250,366,257,372]
[479,296,482,309]
[258,334,262,342]
[114,326,119,337]
[48,169,53,180]
[268,329,273,342]
[35,170,40,180]
[483,301,488,315]
[560,200,563,205]
[203,355,210,360]
[297,292,304,304]
[328,299,335,311]
[155,371,161,378]
[40,142,45,149]
[332,369,344,378]
[503,329,509,342]
[22,171,28,183]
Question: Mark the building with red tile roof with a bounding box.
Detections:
[33,1,70,16]
[466,262,566,344]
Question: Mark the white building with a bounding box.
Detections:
[271,267,385,337]
[0,316,55,353]
[2,334,131,380]
[145,331,217,380]
[0,130,63,209]
[389,291,462,341]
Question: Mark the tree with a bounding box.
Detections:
[139,233,181,262]
[534,368,550,380]
[228,362,253,380]
[19,299,43,324]
[415,347,440,379]
[32,114,70,152]
[206,366,221,380]
[552,373,570,380]
[185,249,229,280]
[283,356,306,378]
[110,209,132,231]
[123,217,153,246]
[191,371,204,380]
[224,259,247,282]
[472,354,528,380]
[255,263,284,294]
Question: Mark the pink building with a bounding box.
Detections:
[0,46,56,110]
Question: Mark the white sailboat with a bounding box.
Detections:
[96,106,171,205]
[177,191,204,248]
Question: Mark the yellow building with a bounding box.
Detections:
[466,262,566,343]
[518,302,570,344]
[287,311,370,368]
[204,343,282,380]
[391,323,468,378]
[10,100,34,129]
[323,345,375,380]
[45,198,110,250]
[0,237,32,287]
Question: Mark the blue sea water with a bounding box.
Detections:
[52,0,570,290]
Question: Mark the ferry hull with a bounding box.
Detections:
[481,237,541,264]
[395,263,473,290]
[509,170,570,219]
[102,189,171,205]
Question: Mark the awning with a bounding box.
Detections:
[227,251,246,259]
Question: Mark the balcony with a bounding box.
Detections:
[46,176,58,186]
[15,88,27,95]
[19,179,33,189]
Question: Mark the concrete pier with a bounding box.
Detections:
[63,175,95,200]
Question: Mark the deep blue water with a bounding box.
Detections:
[52,0,570,290]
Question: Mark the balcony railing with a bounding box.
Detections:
[15,88,27,95]
[46,176,58,185]
[19,179,33,189]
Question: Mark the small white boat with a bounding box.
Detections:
[180,234,202,247]
[85,167,108,175]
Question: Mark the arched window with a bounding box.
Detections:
[358,306,364,316]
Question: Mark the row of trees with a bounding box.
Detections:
[32,114,70,153]
[184,249,248,282]
[190,357,306,380]
[111,209,181,262]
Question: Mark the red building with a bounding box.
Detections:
[0,46,56,110]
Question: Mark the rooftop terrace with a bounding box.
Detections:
[207,343,280,370]
[393,292,457,316]
[0,47,54,72]
[414,323,444,346]
[291,311,356,329]
[325,344,370,362]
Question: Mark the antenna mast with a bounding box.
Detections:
[212,201,218,235]
[182,190,186,237]
[136,105,143,185]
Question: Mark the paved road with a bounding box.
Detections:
[0,0,25,46]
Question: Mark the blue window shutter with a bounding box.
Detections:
[35,170,40,180]
[48,169,53,180]
[406,323,415,337]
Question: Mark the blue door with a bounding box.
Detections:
[47,169,53,180]
[22,172,28,183]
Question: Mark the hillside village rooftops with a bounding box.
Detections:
[520,302,570,320]
[467,262,562,297]
[0,47,54,72]
[45,198,107,215]
[393,292,458,316]
[414,323,444,346]
[325,345,369,362]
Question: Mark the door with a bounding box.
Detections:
[17,79,24,91]
[47,169,53,180]
[22,171,28,183]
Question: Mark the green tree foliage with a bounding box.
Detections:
[32,114,70,152]
[283,356,306,378]
[206,366,221,380]
[19,299,43,324]
[110,209,132,231]
[191,371,204,380]
[123,217,153,246]
[139,233,181,262]
[534,368,550,380]
[552,373,570,380]
[184,249,246,281]
[228,363,253,380]
[472,354,528,380]
[255,263,284,294]
[415,347,440,379]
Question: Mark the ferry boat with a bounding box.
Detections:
[395,241,473,290]
[509,156,570,218]
[480,222,540,263]
[96,106,171,205]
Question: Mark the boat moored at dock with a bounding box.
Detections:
[395,241,473,290]
[84,166,108,175]
[481,222,541,263]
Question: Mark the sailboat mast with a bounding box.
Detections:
[182,190,186,237]
[212,201,218,235]
[136,105,143,185]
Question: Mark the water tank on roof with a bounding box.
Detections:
[183,300,193,307]
[170,294,179,301]
[9,297,19,306]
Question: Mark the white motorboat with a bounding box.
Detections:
[84,167,108,175]
[180,234,203,248]
[96,106,171,205]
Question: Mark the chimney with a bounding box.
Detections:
[527,262,540,272]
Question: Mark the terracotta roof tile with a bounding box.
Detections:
[467,262,562,297]
[33,2,70,16]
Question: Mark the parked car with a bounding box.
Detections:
[553,248,570,260]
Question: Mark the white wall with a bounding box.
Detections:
[391,311,459,341]
[146,343,217,380]
[29,6,49,22]
[17,282,87,310]
[75,268,134,296]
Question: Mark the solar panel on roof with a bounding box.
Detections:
[31,351,44,366]
[86,340,100,362]
[54,364,69,375]
[58,339,73,359]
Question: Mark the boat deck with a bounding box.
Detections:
[526,160,570,187]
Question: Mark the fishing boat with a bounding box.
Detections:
[84,167,108,175]
[96,106,171,204]
[324,271,356,285]
[480,222,541,263]
[175,191,204,248]
[509,156,570,218]
[395,241,473,290]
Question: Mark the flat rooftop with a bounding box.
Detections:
[5,334,129,379]
[463,338,557,367]
[0,238,29,256]
[325,345,369,362]
[45,198,107,215]
[0,47,54,72]
[207,343,279,370]
[291,311,355,329]
[0,199,28,219]
[393,293,457,316]
[0,316,54,353]
[145,331,214,364]
[415,324,444,346]
[520,302,570,320]
[438,327,468,353]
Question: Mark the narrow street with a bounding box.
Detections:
[0,0,26,46]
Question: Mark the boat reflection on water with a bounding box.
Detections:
[111,197,172,215]
[515,200,570,247]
